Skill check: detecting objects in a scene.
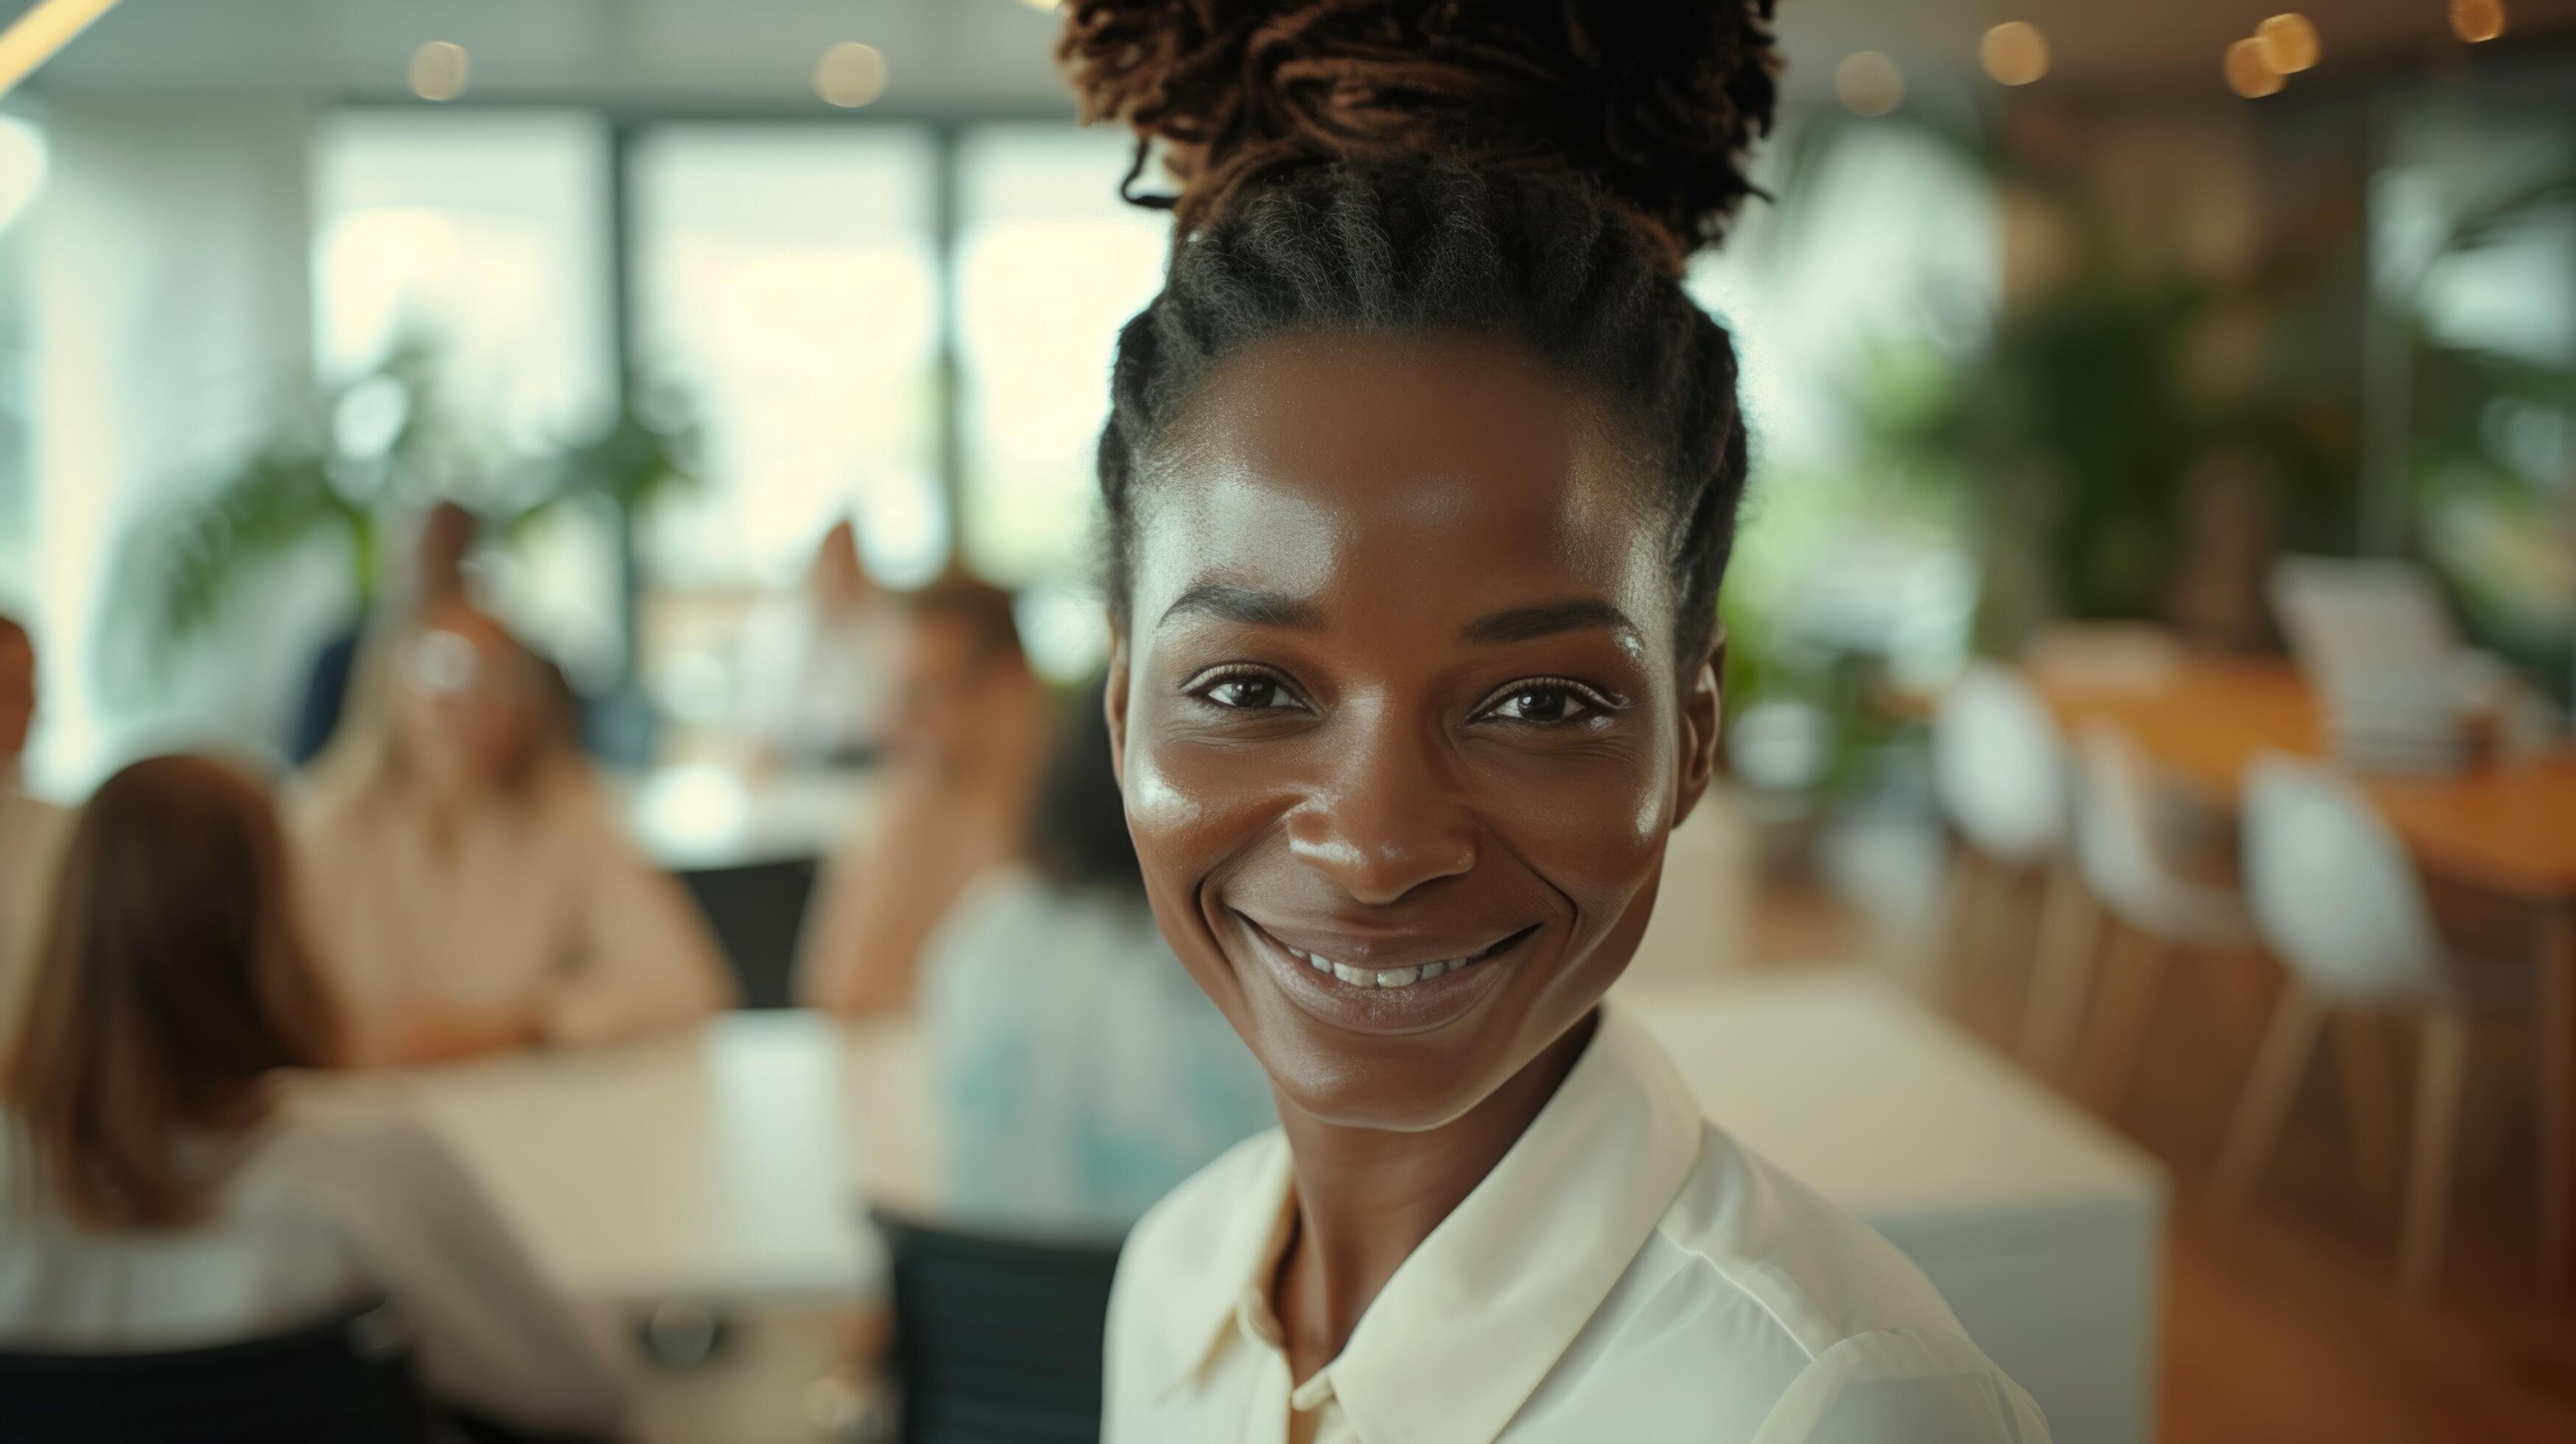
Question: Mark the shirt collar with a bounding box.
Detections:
[1147,1002,1705,1443]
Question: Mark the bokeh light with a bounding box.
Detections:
[1980,22,2051,87]
[1834,52,1904,117]
[2449,0,2507,43]
[814,42,888,109]
[407,41,469,102]
[2256,15,2320,74]
[2225,37,2285,98]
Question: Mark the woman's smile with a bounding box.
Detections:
[1232,911,1537,1036]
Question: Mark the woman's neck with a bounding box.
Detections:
[1269,1009,1598,1384]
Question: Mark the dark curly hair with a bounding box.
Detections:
[1062,0,1780,665]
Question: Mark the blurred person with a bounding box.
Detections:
[796,577,1047,1017]
[925,683,1273,1233]
[294,600,733,1066]
[738,518,898,768]
[0,754,633,1438]
[0,613,69,1038]
[289,500,478,766]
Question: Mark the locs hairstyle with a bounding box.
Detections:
[1061,0,1781,663]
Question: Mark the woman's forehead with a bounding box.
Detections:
[1136,333,1668,632]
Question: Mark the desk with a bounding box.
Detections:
[313,1012,930,1311]
[2032,653,2576,1289]
[1626,970,2166,1444]
[334,978,2160,1440]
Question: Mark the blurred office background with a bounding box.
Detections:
[1,2,2574,1442]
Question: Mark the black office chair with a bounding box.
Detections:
[869,1208,1127,1444]
[0,1300,426,1444]
[679,855,821,1010]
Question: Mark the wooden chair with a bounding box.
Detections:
[2214,752,2561,1291]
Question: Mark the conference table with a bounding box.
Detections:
[2030,651,2576,1289]
[318,970,2164,1444]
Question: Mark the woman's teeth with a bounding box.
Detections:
[1281,943,1489,989]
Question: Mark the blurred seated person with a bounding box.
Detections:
[0,612,69,1036]
[294,600,734,1066]
[291,500,477,767]
[0,754,633,1438]
[796,576,1047,1017]
[925,686,1274,1233]
[737,518,896,768]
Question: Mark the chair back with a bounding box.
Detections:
[871,1208,1125,1444]
[679,856,819,1009]
[2242,751,2448,1003]
[0,1301,424,1444]
[2068,723,2180,924]
[1932,662,2066,866]
[2270,555,2458,687]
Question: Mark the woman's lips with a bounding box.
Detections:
[1234,914,1536,1036]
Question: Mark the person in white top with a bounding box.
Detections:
[295,600,734,1066]
[737,517,901,768]
[0,612,69,1040]
[923,685,1274,1233]
[1057,4,2048,1438]
[0,754,631,1437]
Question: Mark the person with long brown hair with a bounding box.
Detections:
[0,754,631,1436]
[295,600,734,1065]
[1057,3,2047,1440]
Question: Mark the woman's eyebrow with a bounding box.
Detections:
[1461,598,1640,645]
[1158,582,1322,631]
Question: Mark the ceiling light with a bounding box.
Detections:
[0,0,123,100]
[1980,22,2050,87]
[815,42,888,109]
[408,41,469,102]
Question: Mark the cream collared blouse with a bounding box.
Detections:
[1103,1006,2050,1443]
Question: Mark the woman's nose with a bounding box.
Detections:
[1283,708,1476,905]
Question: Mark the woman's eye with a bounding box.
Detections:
[1201,676,1289,710]
[1483,684,1608,725]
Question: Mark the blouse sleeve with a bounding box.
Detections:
[1752,1329,2052,1444]
[303,1115,636,1436]
[543,781,737,1048]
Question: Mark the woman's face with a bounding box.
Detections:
[393,610,541,793]
[1109,333,1720,1132]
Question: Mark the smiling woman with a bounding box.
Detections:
[1061,3,2049,1442]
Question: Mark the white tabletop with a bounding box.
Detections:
[315,1012,930,1311]
[1620,967,2164,1227]
[332,970,2158,1315]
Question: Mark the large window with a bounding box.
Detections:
[631,126,945,591]
[314,113,1168,707]
[955,125,1168,589]
[312,109,623,684]
[315,110,614,455]
[0,114,42,589]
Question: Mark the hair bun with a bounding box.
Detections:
[1059,0,1779,267]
